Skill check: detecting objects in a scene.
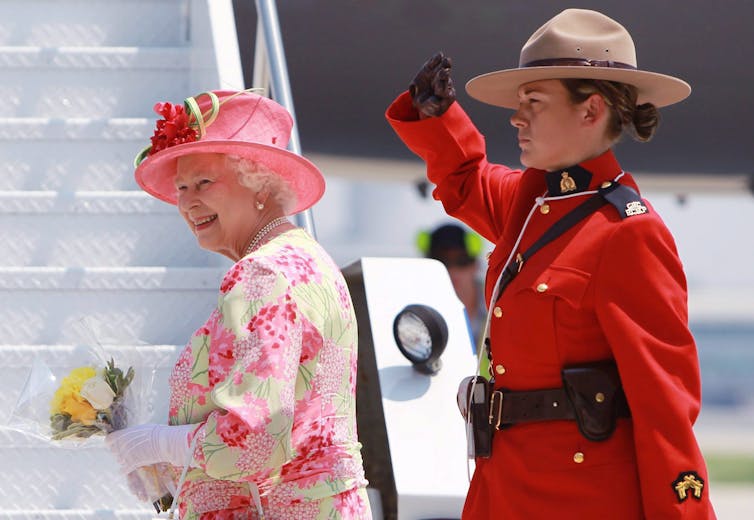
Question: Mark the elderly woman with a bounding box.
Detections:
[106,90,372,519]
[386,8,715,519]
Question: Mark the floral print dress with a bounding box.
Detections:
[168,228,371,519]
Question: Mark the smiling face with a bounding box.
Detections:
[510,79,610,171]
[175,153,258,259]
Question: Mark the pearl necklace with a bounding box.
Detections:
[244,216,288,256]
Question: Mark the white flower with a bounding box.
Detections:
[80,376,116,410]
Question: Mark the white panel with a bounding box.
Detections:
[354,257,474,519]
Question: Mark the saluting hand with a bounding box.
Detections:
[409,51,457,118]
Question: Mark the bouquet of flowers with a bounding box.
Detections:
[48,358,134,440]
[6,320,179,514]
[7,342,150,447]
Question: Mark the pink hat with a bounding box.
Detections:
[134,90,325,214]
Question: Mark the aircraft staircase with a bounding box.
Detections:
[0,1,243,516]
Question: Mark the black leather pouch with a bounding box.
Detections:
[561,361,629,441]
[457,375,493,458]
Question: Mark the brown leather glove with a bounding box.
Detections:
[409,52,456,118]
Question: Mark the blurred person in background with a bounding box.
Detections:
[106,90,371,519]
[417,223,487,349]
[386,8,715,519]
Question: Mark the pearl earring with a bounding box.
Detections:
[256,202,264,210]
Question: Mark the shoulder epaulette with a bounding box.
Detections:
[598,181,649,219]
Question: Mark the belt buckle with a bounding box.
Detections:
[488,390,504,430]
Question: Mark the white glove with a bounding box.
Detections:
[106,423,197,476]
[126,464,177,503]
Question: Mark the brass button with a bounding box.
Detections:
[573,452,585,464]
[539,203,550,214]
[601,181,612,188]
[536,283,549,293]
[493,306,503,318]
[595,392,605,403]
[495,364,506,375]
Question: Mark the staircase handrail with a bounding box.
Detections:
[253,0,317,237]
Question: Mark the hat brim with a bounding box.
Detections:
[134,140,325,215]
[465,67,691,109]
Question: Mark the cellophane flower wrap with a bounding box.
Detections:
[47,358,132,439]
[5,320,175,509]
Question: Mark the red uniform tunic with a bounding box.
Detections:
[386,91,716,519]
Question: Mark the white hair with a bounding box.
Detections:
[224,154,297,214]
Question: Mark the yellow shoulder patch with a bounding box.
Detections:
[672,471,704,502]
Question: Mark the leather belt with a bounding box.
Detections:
[488,386,632,431]
[490,388,576,430]
[488,388,575,430]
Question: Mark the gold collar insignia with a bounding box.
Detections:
[560,171,577,193]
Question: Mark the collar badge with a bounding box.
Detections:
[560,171,577,193]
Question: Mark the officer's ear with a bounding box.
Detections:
[581,93,609,128]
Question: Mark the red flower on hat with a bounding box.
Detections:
[147,102,198,156]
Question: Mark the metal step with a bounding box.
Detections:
[0,427,160,514]
[0,191,228,267]
[0,118,151,191]
[0,0,189,47]
[0,511,155,519]
[0,266,227,345]
[0,47,190,118]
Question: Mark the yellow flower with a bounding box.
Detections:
[61,395,97,425]
[50,366,97,415]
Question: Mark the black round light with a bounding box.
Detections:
[392,304,449,375]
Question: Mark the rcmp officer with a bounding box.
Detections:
[386,8,716,519]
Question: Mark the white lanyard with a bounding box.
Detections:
[165,434,198,519]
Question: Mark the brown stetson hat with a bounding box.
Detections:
[465,8,691,109]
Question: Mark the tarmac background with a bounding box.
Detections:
[695,407,754,518]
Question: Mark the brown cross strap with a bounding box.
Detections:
[494,192,607,305]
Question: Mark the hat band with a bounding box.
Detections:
[522,57,636,70]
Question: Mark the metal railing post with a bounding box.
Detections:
[253,0,316,237]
